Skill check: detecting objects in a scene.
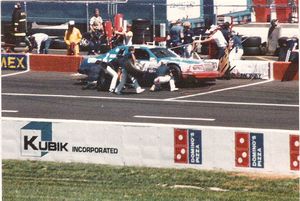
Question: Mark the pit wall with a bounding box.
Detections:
[2,118,299,176]
[1,53,298,81]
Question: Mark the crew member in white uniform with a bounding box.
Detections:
[29,33,52,54]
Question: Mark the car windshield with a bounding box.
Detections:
[150,48,178,58]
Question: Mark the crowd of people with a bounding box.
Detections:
[166,19,244,68]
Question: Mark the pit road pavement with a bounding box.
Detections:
[2,71,299,130]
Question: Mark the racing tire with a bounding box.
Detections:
[96,63,113,91]
[124,60,144,78]
[243,47,262,56]
[278,37,289,47]
[242,36,262,47]
[168,64,182,84]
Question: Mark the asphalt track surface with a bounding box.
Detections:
[2,70,299,130]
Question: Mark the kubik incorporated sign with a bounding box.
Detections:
[21,122,68,157]
[174,128,202,165]
[1,54,28,70]
[21,121,119,158]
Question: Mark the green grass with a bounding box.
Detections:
[2,160,299,201]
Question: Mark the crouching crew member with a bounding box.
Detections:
[28,33,52,54]
[78,59,118,92]
[64,20,82,55]
[150,61,178,92]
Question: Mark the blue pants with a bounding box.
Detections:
[40,38,52,54]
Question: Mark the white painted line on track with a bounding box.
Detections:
[2,110,19,113]
[166,80,273,100]
[2,69,30,77]
[2,92,298,108]
[169,99,299,108]
[134,115,215,121]
[3,117,298,132]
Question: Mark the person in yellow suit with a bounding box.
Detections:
[64,20,82,55]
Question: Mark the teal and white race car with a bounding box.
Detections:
[80,45,220,83]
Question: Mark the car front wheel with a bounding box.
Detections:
[168,64,182,84]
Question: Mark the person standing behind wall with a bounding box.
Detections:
[199,25,228,59]
[64,21,82,55]
[169,20,184,56]
[114,24,133,45]
[11,2,27,45]
[90,8,103,32]
[220,22,231,43]
[182,21,194,58]
[267,19,281,55]
[228,32,244,67]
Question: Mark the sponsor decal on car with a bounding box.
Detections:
[174,128,202,165]
[235,132,264,168]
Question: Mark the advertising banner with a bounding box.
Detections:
[2,118,299,175]
[167,0,200,22]
[230,60,272,80]
[1,53,29,70]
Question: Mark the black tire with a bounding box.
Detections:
[242,36,262,47]
[278,37,289,47]
[168,64,182,83]
[96,69,111,91]
[124,60,144,78]
[243,47,261,56]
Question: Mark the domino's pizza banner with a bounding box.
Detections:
[1,53,29,70]
[2,118,299,175]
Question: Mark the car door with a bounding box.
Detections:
[134,47,159,70]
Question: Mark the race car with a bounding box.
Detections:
[85,45,219,79]
[76,45,220,89]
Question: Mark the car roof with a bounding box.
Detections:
[117,44,164,49]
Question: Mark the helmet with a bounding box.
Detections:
[14,2,21,9]
[80,38,90,47]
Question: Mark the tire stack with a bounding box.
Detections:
[242,36,262,56]
[132,19,152,44]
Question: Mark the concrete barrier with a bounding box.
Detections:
[230,60,272,79]
[273,62,299,81]
[30,54,82,72]
[2,117,299,176]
